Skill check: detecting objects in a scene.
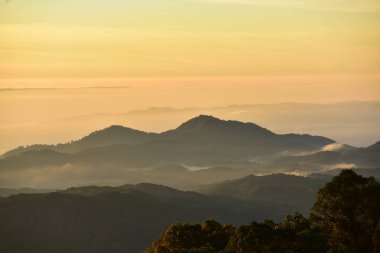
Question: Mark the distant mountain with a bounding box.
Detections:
[0,187,54,197]
[144,165,253,190]
[310,167,380,180]
[0,116,336,176]
[2,125,157,158]
[162,115,333,149]
[6,115,380,188]
[342,141,380,167]
[271,141,380,170]
[0,183,283,253]
[150,164,189,174]
[199,174,329,214]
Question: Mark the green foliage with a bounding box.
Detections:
[311,169,380,253]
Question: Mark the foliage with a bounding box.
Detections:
[144,220,232,253]
[145,215,327,253]
[146,170,380,253]
[310,169,380,253]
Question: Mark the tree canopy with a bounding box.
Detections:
[145,170,380,253]
[311,169,380,253]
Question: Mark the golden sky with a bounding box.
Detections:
[1,0,380,79]
[0,0,380,152]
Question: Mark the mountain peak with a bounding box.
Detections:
[177,115,221,130]
[175,115,273,136]
[84,124,152,138]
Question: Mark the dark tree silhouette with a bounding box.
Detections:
[310,169,380,253]
[146,214,326,253]
[226,213,326,253]
[144,220,232,253]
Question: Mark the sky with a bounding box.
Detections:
[1,0,380,79]
[0,0,380,153]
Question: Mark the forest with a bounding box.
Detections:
[144,170,380,253]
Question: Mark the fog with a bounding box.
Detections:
[1,101,380,155]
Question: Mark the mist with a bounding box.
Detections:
[1,101,380,155]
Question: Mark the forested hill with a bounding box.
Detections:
[0,171,378,253]
[145,170,380,253]
[0,181,288,253]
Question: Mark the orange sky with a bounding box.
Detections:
[0,0,380,153]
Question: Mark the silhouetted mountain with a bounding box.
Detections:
[0,116,337,184]
[165,115,274,139]
[270,141,380,171]
[2,125,157,158]
[0,183,283,253]
[200,174,329,214]
[140,165,253,190]
[271,151,342,171]
[342,141,380,167]
[279,133,337,149]
[151,164,189,174]
[310,167,380,180]
[66,125,157,151]
[0,149,70,170]
[4,116,380,188]
[0,187,54,197]
[163,115,334,154]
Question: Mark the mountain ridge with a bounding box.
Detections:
[1,115,335,158]
[2,115,378,189]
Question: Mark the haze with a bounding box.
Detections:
[1,0,380,153]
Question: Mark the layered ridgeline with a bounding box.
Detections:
[1,171,378,253]
[0,115,379,188]
[0,173,329,253]
[144,170,380,253]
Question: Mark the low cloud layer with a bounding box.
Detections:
[321,143,346,152]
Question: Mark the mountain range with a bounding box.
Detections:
[0,115,378,188]
[0,173,330,253]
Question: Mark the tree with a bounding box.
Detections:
[225,214,326,253]
[144,220,232,253]
[277,213,327,253]
[310,169,380,253]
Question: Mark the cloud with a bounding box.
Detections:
[0,163,118,188]
[321,143,346,152]
[330,163,357,169]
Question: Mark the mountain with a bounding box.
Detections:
[0,116,335,173]
[0,187,54,197]
[270,141,380,171]
[2,115,334,159]
[1,125,157,158]
[162,115,333,151]
[0,173,339,253]
[199,174,329,214]
[150,164,189,174]
[144,165,253,190]
[0,183,284,253]
[7,115,380,188]
[310,167,380,180]
[342,141,380,167]
[1,115,379,189]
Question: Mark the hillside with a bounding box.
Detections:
[0,115,342,188]
[0,182,284,253]
[200,174,329,214]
